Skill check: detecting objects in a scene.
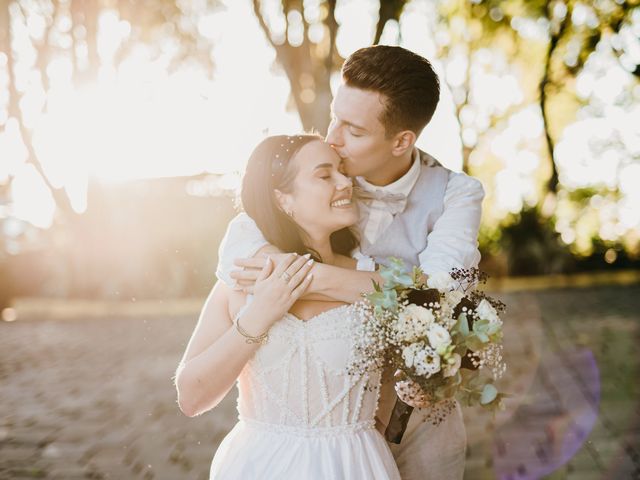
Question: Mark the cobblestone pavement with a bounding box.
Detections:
[1,285,639,480]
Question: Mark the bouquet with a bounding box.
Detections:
[349,258,508,444]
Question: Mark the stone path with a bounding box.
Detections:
[1,285,639,479]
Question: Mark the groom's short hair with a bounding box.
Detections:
[342,45,440,138]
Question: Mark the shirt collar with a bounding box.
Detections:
[355,148,421,196]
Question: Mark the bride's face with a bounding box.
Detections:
[276,140,358,236]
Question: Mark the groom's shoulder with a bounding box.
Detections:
[417,149,454,173]
[417,149,485,197]
[418,149,444,169]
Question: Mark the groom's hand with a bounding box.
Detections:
[230,251,292,293]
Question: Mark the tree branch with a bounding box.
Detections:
[3,1,73,216]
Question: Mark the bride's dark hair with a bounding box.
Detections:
[240,134,358,262]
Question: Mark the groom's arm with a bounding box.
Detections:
[305,262,381,303]
[233,250,382,303]
[216,213,270,287]
[229,172,483,300]
[418,171,485,275]
[219,213,381,302]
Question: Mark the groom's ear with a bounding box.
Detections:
[390,130,416,157]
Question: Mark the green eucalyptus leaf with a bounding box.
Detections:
[473,319,490,332]
[480,384,498,405]
[457,313,469,336]
[486,323,500,335]
[381,289,398,310]
[476,332,489,343]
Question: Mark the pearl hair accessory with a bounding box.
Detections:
[271,135,306,178]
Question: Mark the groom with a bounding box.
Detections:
[217,45,484,479]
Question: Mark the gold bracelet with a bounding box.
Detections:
[234,315,269,345]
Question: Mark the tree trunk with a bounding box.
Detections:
[539,4,571,196]
[252,0,344,135]
[374,0,404,45]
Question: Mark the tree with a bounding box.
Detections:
[251,0,408,134]
[451,0,640,194]
[0,0,219,217]
[429,0,639,273]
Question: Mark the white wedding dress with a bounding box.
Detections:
[209,303,401,479]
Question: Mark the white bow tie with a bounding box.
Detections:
[356,187,408,215]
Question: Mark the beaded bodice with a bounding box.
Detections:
[235,304,381,434]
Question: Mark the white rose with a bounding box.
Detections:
[442,353,461,377]
[395,305,435,342]
[426,324,452,350]
[414,346,441,377]
[395,315,417,343]
[427,272,456,291]
[475,299,501,327]
[402,342,423,369]
[405,304,435,326]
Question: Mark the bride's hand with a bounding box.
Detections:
[231,252,296,293]
[249,253,314,326]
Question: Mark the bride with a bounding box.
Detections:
[174,134,401,479]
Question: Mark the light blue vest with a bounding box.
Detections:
[360,150,450,268]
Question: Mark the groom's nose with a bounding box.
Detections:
[326,124,342,148]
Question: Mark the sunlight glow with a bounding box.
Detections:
[3,0,302,227]
[11,163,55,228]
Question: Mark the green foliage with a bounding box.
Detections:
[496,206,575,275]
[379,258,414,289]
[366,257,418,313]
[480,383,498,405]
[457,312,470,337]
[367,287,399,312]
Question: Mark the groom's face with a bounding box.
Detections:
[326,84,396,184]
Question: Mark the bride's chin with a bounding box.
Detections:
[330,215,358,230]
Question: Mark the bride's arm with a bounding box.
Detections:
[175,254,313,417]
[174,282,271,417]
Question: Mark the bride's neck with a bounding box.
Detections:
[303,232,336,265]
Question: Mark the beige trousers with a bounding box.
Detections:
[377,372,467,479]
